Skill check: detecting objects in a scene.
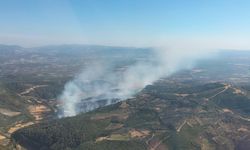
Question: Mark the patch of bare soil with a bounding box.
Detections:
[238,127,249,132]
[28,104,51,121]
[0,134,9,147]
[91,113,128,121]
[8,122,34,134]
[233,88,245,95]
[223,108,234,114]
[96,136,109,142]
[96,129,150,143]
[129,129,150,138]
[174,93,189,97]
[96,133,130,142]
[0,108,21,117]
[0,134,6,140]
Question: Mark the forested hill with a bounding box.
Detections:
[12,79,250,150]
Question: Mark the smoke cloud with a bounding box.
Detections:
[58,47,213,117]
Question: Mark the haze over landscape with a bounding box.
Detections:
[1,0,250,150]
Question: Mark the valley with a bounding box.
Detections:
[0,45,150,149]
[0,45,250,150]
[11,79,250,150]
[1,1,250,149]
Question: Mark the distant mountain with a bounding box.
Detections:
[0,44,23,54]
[0,44,22,49]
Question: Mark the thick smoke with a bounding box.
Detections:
[59,47,213,117]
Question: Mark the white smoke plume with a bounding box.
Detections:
[59,47,214,117]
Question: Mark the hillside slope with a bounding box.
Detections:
[12,79,250,150]
[0,44,152,149]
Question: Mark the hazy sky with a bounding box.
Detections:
[1,0,250,49]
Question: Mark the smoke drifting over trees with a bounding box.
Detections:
[59,47,213,117]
